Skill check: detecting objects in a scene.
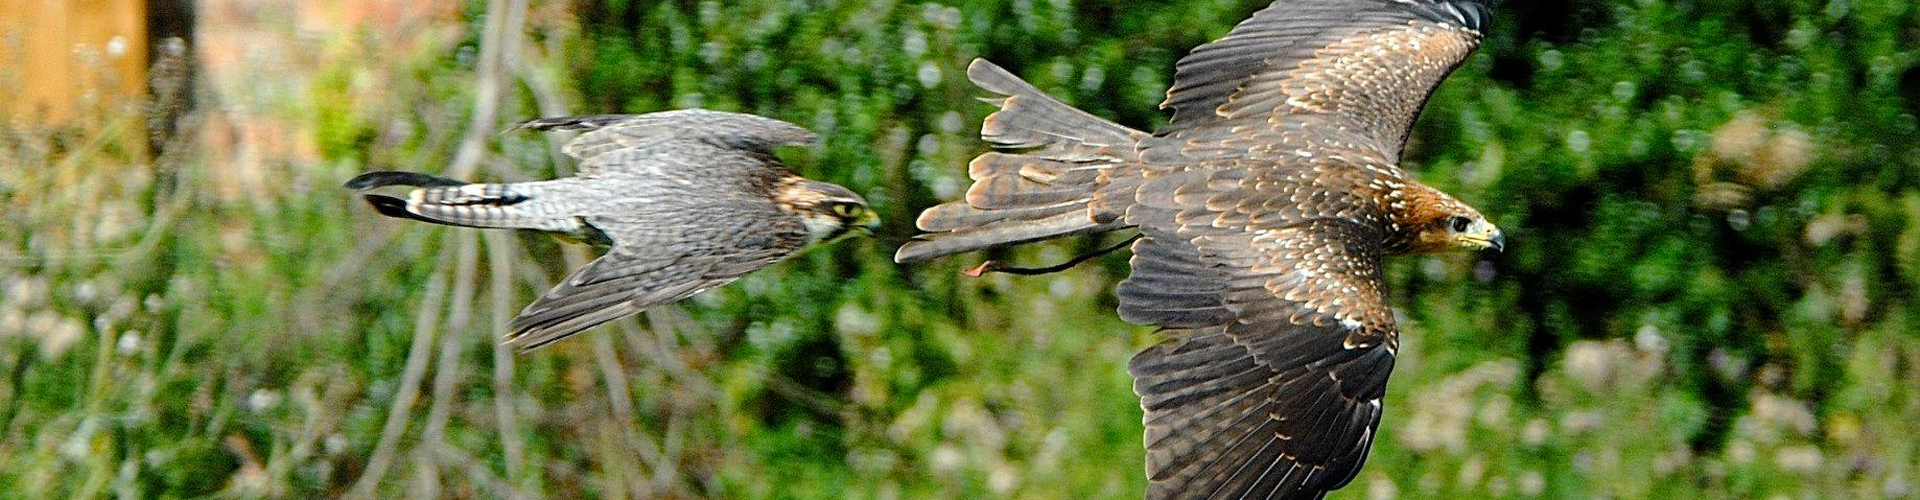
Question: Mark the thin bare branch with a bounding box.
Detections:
[417,232,481,497]
[435,446,534,500]
[591,321,669,498]
[510,28,574,174]
[633,307,722,401]
[485,231,526,482]
[346,239,453,500]
[444,0,523,180]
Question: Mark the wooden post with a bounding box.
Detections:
[0,0,149,123]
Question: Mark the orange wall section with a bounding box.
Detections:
[0,0,149,123]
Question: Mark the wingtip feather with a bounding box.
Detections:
[893,240,936,264]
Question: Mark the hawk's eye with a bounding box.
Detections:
[1449,216,1471,232]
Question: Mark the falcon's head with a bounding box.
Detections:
[1403,194,1505,254]
[776,178,880,244]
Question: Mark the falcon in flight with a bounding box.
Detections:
[896,1,1502,498]
[348,110,878,351]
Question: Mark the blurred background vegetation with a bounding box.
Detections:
[3,0,1918,498]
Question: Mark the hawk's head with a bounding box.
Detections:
[776,178,880,244]
[1400,189,1505,254]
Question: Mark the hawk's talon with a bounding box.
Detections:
[963,261,1003,278]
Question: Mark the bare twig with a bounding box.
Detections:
[417,232,481,497]
[761,368,854,416]
[485,231,526,482]
[589,423,636,500]
[401,0,531,492]
[510,28,574,173]
[346,240,453,500]
[435,446,533,500]
[609,319,698,493]
[293,223,403,335]
[590,332,666,498]
[444,0,523,180]
[624,310,719,400]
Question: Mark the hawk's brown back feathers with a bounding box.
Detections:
[899,1,1497,499]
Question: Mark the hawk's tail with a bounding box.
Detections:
[344,171,586,235]
[894,59,1147,264]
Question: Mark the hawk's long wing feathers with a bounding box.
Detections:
[1151,0,1489,164]
[899,2,1498,498]
[1118,165,1397,500]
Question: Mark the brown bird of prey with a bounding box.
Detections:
[348,110,879,351]
[896,1,1502,499]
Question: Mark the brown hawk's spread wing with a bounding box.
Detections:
[1118,159,1395,500]
[1111,2,1493,497]
[1146,0,1490,165]
[897,2,1498,497]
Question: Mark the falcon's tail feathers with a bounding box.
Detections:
[894,59,1146,264]
[345,170,583,234]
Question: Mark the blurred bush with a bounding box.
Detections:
[1,0,1916,499]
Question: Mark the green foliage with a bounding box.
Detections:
[2,1,1918,499]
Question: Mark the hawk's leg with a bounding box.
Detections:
[964,234,1141,277]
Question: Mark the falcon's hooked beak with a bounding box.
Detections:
[1459,221,1506,253]
[854,208,881,235]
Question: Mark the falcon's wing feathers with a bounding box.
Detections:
[520,109,818,167]
[504,249,726,351]
[1118,167,1396,500]
[1152,0,1489,163]
[500,146,811,351]
[504,212,802,351]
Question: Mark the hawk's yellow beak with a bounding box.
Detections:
[1459,224,1506,252]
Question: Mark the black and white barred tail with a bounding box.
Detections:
[344,171,588,236]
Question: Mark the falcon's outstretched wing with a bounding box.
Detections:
[503,232,796,351]
[497,112,826,350]
[496,144,814,351]
[520,109,818,166]
[354,109,867,352]
[1148,0,1491,164]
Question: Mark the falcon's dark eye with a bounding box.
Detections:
[1449,216,1472,232]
